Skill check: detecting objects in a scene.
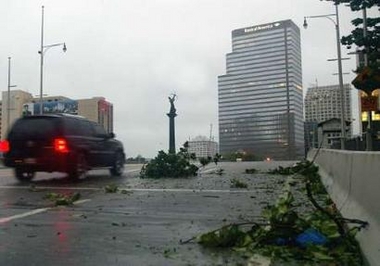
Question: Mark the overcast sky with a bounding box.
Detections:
[1,0,374,158]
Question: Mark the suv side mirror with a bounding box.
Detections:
[108,132,115,139]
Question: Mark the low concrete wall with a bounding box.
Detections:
[307,149,380,265]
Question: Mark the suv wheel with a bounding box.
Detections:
[14,168,35,182]
[69,153,87,180]
[110,152,125,176]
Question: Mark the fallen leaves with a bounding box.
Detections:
[43,192,81,206]
[230,178,248,188]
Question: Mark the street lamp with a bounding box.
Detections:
[38,5,67,115]
[304,4,346,150]
[7,57,17,130]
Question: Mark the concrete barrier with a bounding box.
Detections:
[307,149,380,265]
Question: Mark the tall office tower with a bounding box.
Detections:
[304,84,352,149]
[218,20,304,160]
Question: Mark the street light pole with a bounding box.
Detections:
[7,57,11,130]
[39,5,67,115]
[304,4,346,150]
[7,57,17,130]
[39,5,44,115]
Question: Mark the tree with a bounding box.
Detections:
[140,143,198,178]
[326,0,380,93]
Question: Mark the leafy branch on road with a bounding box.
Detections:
[185,161,367,265]
[230,178,248,188]
[44,192,81,206]
[199,157,212,167]
[245,168,257,174]
[140,142,222,179]
[104,184,119,193]
[215,168,225,176]
[140,142,198,178]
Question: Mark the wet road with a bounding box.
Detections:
[0,161,297,266]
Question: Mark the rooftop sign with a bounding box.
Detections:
[232,20,294,37]
[243,22,281,33]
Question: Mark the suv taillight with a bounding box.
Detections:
[0,140,10,153]
[54,138,69,153]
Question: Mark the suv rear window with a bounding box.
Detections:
[63,117,94,136]
[8,117,60,140]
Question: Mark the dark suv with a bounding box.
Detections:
[1,114,125,181]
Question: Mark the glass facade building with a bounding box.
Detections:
[218,20,304,160]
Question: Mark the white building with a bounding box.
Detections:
[188,136,218,158]
[304,84,352,137]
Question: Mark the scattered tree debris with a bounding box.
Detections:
[140,144,223,178]
[120,189,133,195]
[44,192,81,206]
[104,184,119,193]
[140,143,198,178]
[245,168,257,174]
[163,247,177,258]
[215,168,225,176]
[186,161,367,265]
[29,184,37,192]
[230,178,248,188]
[202,195,220,199]
[199,157,212,167]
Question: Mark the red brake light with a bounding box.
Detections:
[54,138,69,153]
[0,140,10,153]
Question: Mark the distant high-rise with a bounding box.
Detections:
[218,20,304,160]
[304,84,352,150]
[187,136,218,159]
[304,84,352,125]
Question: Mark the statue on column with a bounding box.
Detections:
[167,94,177,154]
[168,94,177,114]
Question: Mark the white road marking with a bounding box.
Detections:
[119,188,257,193]
[73,199,92,205]
[199,167,217,174]
[0,208,50,224]
[0,199,91,224]
[0,186,101,191]
[125,169,141,173]
[0,185,258,194]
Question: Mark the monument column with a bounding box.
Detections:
[167,94,177,154]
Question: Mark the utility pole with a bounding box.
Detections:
[362,7,372,151]
[334,4,346,149]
